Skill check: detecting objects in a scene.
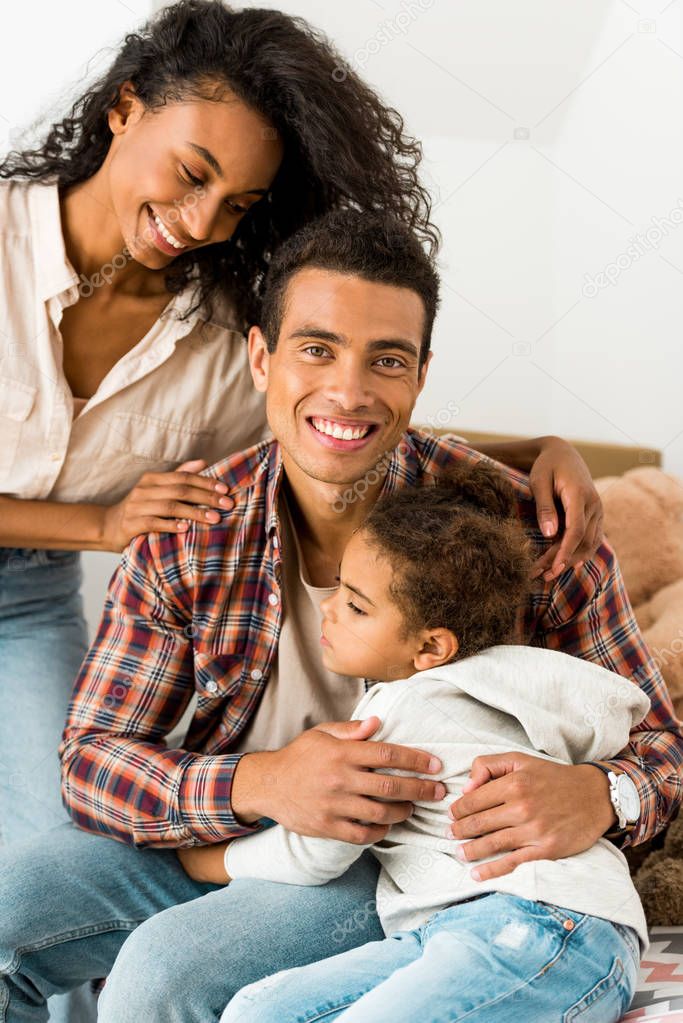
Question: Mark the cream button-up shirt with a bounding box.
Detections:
[0,181,269,504]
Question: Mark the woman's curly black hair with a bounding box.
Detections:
[0,1,440,331]
[362,461,533,661]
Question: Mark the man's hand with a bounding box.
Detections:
[447,753,617,882]
[231,716,444,844]
[528,437,604,582]
[176,842,233,884]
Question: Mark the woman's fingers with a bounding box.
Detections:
[138,483,232,513]
[142,469,229,496]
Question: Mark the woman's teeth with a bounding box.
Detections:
[152,211,186,249]
[311,417,371,441]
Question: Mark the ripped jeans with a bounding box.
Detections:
[221,892,641,1023]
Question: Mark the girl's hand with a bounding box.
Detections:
[528,438,604,581]
[176,841,233,884]
[101,459,234,552]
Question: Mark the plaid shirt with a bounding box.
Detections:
[59,430,683,850]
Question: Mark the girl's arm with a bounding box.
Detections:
[176,826,370,887]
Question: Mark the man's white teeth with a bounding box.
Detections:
[152,212,186,249]
[311,417,371,441]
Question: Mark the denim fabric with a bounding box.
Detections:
[0,821,383,1022]
[222,892,641,1023]
[0,548,96,1022]
[0,547,88,845]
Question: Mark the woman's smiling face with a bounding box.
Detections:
[105,83,284,268]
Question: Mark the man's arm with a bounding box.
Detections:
[58,528,262,848]
[538,539,683,848]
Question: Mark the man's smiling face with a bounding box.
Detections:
[248,267,430,487]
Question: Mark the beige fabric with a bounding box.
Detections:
[233,491,366,755]
[0,181,269,504]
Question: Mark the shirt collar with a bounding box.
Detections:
[29,182,80,304]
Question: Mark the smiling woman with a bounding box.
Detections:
[0,0,441,861]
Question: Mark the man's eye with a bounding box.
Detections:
[376,357,404,369]
[303,345,331,358]
[346,601,365,616]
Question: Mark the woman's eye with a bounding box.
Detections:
[346,601,365,616]
[226,200,249,215]
[180,164,204,187]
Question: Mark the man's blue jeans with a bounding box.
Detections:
[221,892,641,1023]
[0,821,383,1022]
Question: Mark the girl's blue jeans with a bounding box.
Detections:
[221,892,641,1023]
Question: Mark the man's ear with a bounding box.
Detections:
[248,325,270,393]
[413,627,458,672]
[107,80,145,136]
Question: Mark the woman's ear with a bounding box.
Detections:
[413,628,459,672]
[107,80,145,136]
[248,325,270,392]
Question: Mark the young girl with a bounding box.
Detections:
[194,461,647,1022]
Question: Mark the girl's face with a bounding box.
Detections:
[319,530,429,682]
[106,83,284,268]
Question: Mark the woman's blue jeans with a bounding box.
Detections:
[0,822,384,1022]
[0,548,94,1023]
[221,892,641,1023]
[0,547,88,845]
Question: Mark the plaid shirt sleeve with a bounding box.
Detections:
[536,539,683,848]
[58,529,263,848]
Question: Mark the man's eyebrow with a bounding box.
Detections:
[184,142,268,196]
[341,578,376,607]
[367,338,419,358]
[288,327,419,357]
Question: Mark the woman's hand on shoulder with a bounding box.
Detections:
[528,437,604,581]
[101,459,234,552]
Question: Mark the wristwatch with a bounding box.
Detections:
[590,763,640,836]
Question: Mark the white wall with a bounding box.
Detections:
[3,0,681,634]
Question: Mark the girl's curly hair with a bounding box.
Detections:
[0,1,440,331]
[362,461,533,661]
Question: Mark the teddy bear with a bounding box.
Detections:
[594,466,683,926]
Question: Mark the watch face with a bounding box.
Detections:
[616,775,640,822]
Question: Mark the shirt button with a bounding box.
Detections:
[204,680,218,694]
[50,453,61,462]
[563,919,575,931]
[268,593,279,606]
[250,669,263,681]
